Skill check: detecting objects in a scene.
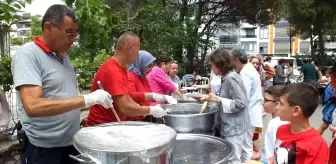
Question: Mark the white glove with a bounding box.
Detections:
[83,89,113,109]
[152,93,166,103]
[150,105,167,118]
[164,95,177,104]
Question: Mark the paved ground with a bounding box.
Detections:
[310,105,333,144]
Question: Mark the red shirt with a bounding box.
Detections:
[85,58,144,126]
[329,138,336,164]
[274,124,329,164]
[126,71,152,121]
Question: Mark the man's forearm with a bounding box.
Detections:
[122,102,151,116]
[144,93,154,101]
[24,96,85,117]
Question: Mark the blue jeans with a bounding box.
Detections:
[20,140,79,164]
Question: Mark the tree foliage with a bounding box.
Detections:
[28,16,42,40]
[0,0,32,56]
[0,56,13,92]
[280,0,336,61]
[11,37,23,46]
[65,0,279,90]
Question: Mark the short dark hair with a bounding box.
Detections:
[330,66,336,76]
[42,4,77,30]
[265,56,271,62]
[155,55,172,66]
[278,59,287,64]
[281,83,319,118]
[207,48,233,75]
[265,85,285,101]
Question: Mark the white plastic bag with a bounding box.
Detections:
[0,89,10,127]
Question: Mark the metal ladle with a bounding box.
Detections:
[97,81,121,124]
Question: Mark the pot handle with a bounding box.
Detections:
[69,154,95,164]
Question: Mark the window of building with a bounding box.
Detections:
[244,28,256,38]
[17,23,24,28]
[260,28,269,39]
[275,27,289,38]
[259,42,268,53]
[274,42,290,54]
[300,42,310,54]
[241,42,257,51]
[219,35,238,44]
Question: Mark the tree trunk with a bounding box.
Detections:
[0,29,5,57]
[318,31,324,56]
[199,32,210,75]
[185,0,203,74]
[309,31,315,57]
[317,30,327,65]
[289,36,292,55]
[173,0,188,66]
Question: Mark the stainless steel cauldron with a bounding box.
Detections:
[173,133,233,164]
[70,121,177,164]
[160,103,218,134]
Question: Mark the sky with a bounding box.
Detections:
[23,0,64,16]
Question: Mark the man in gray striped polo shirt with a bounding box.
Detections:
[11,4,113,164]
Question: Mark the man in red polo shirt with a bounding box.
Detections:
[85,32,167,126]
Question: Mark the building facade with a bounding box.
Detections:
[213,20,312,56]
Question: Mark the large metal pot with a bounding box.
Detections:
[70,121,177,164]
[173,134,233,164]
[161,103,218,134]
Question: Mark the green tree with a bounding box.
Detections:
[0,56,13,92]
[65,0,280,80]
[280,0,336,63]
[174,0,281,74]
[0,0,32,56]
[11,37,23,46]
[29,16,42,40]
[72,0,112,61]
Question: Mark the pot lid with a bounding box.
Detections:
[73,122,177,153]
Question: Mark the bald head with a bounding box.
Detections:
[115,31,141,65]
[116,31,139,50]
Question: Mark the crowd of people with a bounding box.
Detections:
[7,4,336,164]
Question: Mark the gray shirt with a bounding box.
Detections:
[217,71,248,137]
[11,42,80,148]
[274,65,285,84]
[169,75,180,87]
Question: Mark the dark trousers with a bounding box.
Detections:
[20,140,79,164]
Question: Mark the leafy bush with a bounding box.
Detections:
[11,37,23,46]
[0,56,13,92]
[71,49,111,91]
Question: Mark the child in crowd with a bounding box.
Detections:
[329,106,336,164]
[272,83,328,163]
[261,85,288,163]
[328,66,336,164]
[318,66,336,135]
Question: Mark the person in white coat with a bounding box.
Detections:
[231,49,264,162]
[192,71,222,95]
